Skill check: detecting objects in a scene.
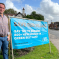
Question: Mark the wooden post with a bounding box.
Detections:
[49,40,51,53]
[11,36,14,59]
[47,22,51,53]
[9,16,14,59]
[8,16,10,59]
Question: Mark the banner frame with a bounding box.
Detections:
[9,16,47,22]
[9,16,14,59]
[9,16,51,59]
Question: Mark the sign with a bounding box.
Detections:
[10,18,49,49]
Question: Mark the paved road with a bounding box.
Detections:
[49,29,59,39]
[48,29,59,50]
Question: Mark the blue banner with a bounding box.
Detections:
[10,18,49,49]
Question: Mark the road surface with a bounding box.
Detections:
[48,29,59,50]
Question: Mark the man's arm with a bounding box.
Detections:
[7,33,10,41]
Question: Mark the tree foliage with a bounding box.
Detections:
[4,8,17,14]
[26,11,44,20]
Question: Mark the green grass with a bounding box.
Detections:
[0,55,3,59]
[0,42,59,59]
[15,42,59,59]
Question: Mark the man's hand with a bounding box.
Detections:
[7,34,10,41]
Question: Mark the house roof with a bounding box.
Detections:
[15,12,23,16]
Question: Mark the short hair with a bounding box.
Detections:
[0,3,5,8]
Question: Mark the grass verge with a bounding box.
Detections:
[0,42,59,59]
[15,42,59,59]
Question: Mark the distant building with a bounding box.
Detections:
[49,22,59,30]
[15,12,23,17]
[5,8,26,18]
[15,8,26,18]
[49,22,54,29]
[22,8,26,16]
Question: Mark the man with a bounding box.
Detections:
[0,3,10,59]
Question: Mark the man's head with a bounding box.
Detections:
[0,3,5,14]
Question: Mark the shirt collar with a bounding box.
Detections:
[0,14,4,18]
[0,15,1,17]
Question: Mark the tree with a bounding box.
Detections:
[31,11,36,15]
[4,8,17,14]
[26,11,44,20]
